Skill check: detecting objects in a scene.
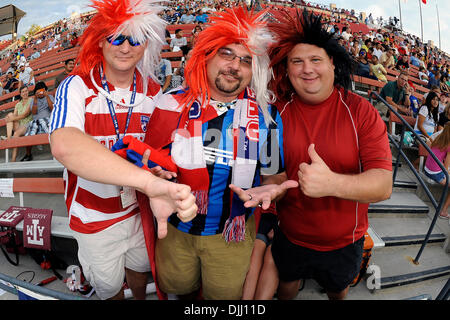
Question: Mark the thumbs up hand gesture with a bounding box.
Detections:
[297,144,336,198]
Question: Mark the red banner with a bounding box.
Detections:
[0,206,31,227]
[422,0,427,4]
[22,208,53,251]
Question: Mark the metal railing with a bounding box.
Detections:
[371,92,449,265]
[436,278,450,300]
[0,271,87,300]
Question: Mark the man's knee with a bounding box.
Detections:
[277,279,301,300]
[327,286,349,300]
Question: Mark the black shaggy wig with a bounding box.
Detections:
[268,8,357,102]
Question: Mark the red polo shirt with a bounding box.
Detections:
[276,87,392,251]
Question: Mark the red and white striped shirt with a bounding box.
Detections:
[49,67,162,234]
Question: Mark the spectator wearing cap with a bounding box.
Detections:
[17,63,35,88]
[356,49,377,80]
[2,72,18,93]
[21,81,55,161]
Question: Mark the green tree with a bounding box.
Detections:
[26,24,42,37]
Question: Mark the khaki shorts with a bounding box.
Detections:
[155,215,255,300]
[72,214,150,300]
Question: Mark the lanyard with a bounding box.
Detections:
[99,65,137,140]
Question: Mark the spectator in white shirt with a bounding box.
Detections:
[170,29,188,55]
[30,48,40,60]
[17,63,35,88]
[373,42,383,60]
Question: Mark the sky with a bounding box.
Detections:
[1,0,449,54]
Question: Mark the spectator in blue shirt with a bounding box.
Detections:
[195,10,208,24]
[180,8,195,24]
[410,52,421,68]
[428,69,441,89]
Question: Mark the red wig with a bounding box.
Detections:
[73,0,166,80]
[182,6,274,119]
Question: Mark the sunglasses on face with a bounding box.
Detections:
[106,34,141,47]
[217,47,252,67]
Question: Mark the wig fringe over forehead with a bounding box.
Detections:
[183,6,275,126]
[73,0,167,81]
[268,8,355,102]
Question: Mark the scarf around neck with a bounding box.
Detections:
[112,88,261,242]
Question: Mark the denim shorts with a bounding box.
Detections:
[424,169,446,183]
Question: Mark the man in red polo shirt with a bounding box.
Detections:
[267,9,393,300]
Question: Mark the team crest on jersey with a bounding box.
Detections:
[189,102,201,119]
[140,115,150,132]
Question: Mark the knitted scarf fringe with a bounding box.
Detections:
[222,214,246,243]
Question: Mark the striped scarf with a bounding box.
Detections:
[113,88,260,242]
[172,88,259,242]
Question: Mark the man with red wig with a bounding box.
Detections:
[137,6,298,300]
[48,0,197,300]
[267,9,393,300]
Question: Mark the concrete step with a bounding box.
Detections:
[369,217,447,247]
[370,243,450,290]
[369,191,429,215]
[393,180,417,190]
[292,272,448,300]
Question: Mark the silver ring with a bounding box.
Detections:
[248,194,253,201]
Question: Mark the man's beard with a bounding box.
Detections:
[214,70,242,94]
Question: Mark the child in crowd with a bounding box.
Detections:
[414,91,440,141]
[242,205,279,300]
[424,122,450,219]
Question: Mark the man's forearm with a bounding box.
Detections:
[50,127,159,195]
[332,168,392,203]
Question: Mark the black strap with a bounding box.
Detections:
[0,229,20,266]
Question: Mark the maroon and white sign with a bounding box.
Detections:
[0,206,31,227]
[23,208,53,251]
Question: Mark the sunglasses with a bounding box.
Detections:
[106,34,141,47]
[217,47,252,67]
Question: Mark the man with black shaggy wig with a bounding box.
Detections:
[267,9,393,300]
